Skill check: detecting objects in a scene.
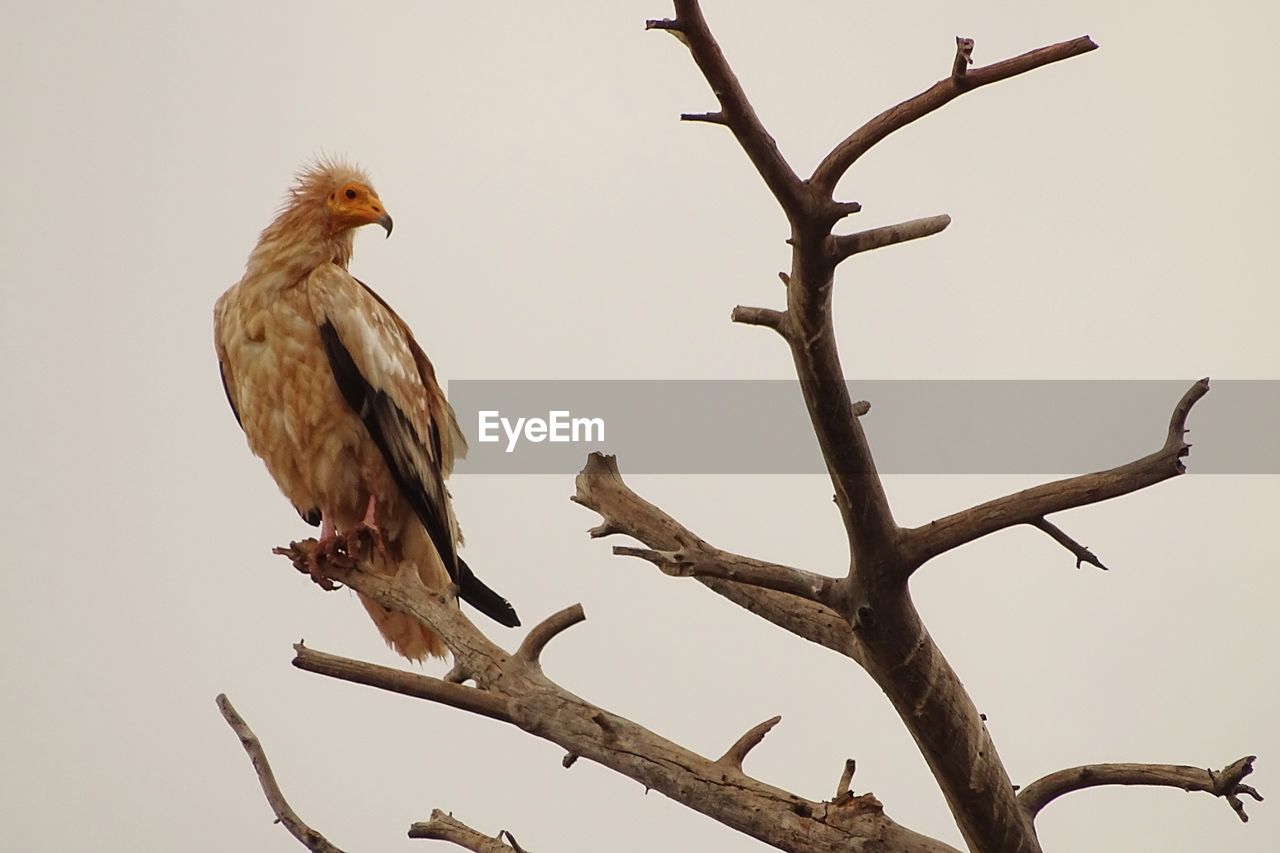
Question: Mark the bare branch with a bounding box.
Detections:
[812,35,1099,196]
[573,453,862,663]
[656,0,810,218]
[409,809,528,851]
[731,305,787,332]
[516,604,587,666]
[902,379,1210,569]
[1029,518,1107,571]
[1019,756,1263,823]
[836,759,858,798]
[292,644,514,725]
[286,553,958,852]
[216,694,348,853]
[718,715,782,771]
[612,545,839,606]
[830,215,952,263]
[639,11,1119,853]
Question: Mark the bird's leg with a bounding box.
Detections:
[344,494,386,558]
[318,514,338,550]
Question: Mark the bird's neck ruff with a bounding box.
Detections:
[242,162,372,286]
[245,203,356,284]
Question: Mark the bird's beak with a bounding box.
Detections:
[378,212,393,238]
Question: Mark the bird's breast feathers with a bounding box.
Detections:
[215,265,420,520]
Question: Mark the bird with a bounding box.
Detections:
[214,159,519,660]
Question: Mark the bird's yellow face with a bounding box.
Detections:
[325,181,393,237]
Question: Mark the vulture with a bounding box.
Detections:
[214,160,518,660]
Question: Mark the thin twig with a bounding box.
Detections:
[731,305,787,332]
[718,716,782,771]
[215,694,347,853]
[612,545,838,606]
[1019,757,1263,823]
[952,38,975,79]
[680,111,728,125]
[1029,518,1107,570]
[835,759,858,798]
[829,215,952,263]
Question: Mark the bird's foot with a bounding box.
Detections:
[274,539,348,591]
[341,518,386,562]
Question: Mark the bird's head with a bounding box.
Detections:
[325,179,393,238]
[288,160,393,239]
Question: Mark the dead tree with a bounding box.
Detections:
[220,3,1261,851]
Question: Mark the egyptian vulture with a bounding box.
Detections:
[214,160,518,660]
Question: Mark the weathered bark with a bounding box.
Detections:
[409,810,531,852]
[1019,757,1263,823]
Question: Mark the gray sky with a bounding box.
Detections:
[2,1,1276,850]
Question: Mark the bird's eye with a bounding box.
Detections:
[345,188,357,200]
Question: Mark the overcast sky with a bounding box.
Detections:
[2,1,1277,851]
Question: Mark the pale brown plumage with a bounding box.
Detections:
[214,160,518,660]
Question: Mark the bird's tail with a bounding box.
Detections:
[355,523,450,662]
[456,557,521,628]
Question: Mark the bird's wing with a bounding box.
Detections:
[352,277,468,473]
[308,265,519,627]
[306,264,462,573]
[214,288,322,527]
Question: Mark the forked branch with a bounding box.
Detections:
[646,2,809,219]
[281,551,957,852]
[573,452,862,663]
[1019,756,1264,823]
[640,5,1117,852]
[811,35,1099,196]
[902,379,1210,569]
